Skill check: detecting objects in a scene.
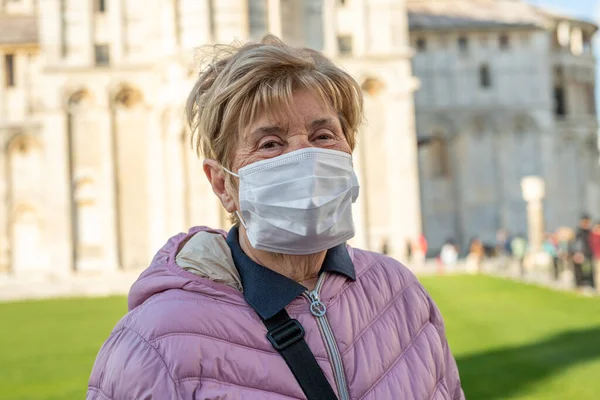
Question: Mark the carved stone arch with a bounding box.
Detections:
[360,76,386,97]
[422,113,457,140]
[7,134,41,154]
[417,114,454,179]
[65,88,94,112]
[10,202,43,272]
[7,134,43,193]
[74,175,97,205]
[463,114,498,139]
[11,202,39,223]
[512,113,539,136]
[112,84,144,109]
[584,134,598,152]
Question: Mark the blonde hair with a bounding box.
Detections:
[185,35,363,169]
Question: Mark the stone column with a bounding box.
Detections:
[42,110,74,277]
[321,0,337,57]
[0,139,8,272]
[95,104,119,271]
[384,87,422,262]
[351,0,367,57]
[349,127,369,250]
[146,107,167,258]
[521,176,546,253]
[111,0,126,62]
[267,0,282,37]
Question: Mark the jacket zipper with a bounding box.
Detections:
[303,272,350,400]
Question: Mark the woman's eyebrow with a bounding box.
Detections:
[309,118,336,129]
[249,125,285,138]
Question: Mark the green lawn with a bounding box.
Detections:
[419,275,600,400]
[0,275,599,399]
[0,296,126,400]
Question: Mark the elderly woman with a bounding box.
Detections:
[87,36,464,400]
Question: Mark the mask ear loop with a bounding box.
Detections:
[221,165,247,228]
[221,166,239,178]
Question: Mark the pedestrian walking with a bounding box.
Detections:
[572,214,594,290]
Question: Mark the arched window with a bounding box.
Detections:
[471,116,486,139]
[428,137,451,179]
[11,205,42,272]
[8,135,42,198]
[360,77,385,97]
[479,64,491,88]
[114,85,143,109]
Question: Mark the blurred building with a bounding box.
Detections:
[408,0,600,253]
[0,0,420,275]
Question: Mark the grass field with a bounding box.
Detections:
[0,275,599,399]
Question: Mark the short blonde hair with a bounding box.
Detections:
[186,35,363,169]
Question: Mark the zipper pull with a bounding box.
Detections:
[308,290,327,317]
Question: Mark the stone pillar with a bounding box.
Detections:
[349,127,369,250]
[267,0,281,37]
[0,139,8,272]
[95,105,120,270]
[146,107,167,258]
[350,0,366,57]
[521,176,546,253]
[111,0,126,62]
[42,110,74,277]
[37,0,62,65]
[384,87,422,262]
[321,0,337,56]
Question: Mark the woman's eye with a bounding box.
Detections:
[314,131,336,141]
[260,141,281,149]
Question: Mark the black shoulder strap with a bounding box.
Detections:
[263,309,338,400]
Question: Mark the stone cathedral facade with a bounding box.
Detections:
[408,0,599,253]
[0,0,421,275]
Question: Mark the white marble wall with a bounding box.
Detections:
[2,0,419,274]
[412,25,599,254]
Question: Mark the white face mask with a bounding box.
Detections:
[223,148,360,255]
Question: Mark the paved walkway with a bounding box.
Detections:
[0,259,596,303]
[0,269,143,302]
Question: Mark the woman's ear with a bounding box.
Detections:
[203,159,237,213]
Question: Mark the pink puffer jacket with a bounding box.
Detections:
[87,227,464,399]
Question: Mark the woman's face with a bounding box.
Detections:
[232,89,351,171]
[204,89,352,215]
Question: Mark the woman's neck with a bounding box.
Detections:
[238,226,326,291]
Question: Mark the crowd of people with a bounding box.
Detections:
[405,214,600,292]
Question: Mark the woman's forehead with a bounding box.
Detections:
[243,90,338,133]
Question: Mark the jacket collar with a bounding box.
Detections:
[226,226,356,320]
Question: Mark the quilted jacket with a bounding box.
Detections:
[87,226,464,399]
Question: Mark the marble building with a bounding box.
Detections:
[0,0,421,275]
[408,0,599,253]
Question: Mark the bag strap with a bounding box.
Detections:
[263,309,338,400]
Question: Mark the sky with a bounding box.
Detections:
[527,0,597,21]
[526,0,600,121]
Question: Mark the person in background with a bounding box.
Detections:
[542,233,560,281]
[381,239,389,256]
[572,214,594,290]
[495,229,508,258]
[466,238,484,274]
[440,239,459,269]
[556,227,574,275]
[86,36,464,400]
[510,234,528,278]
[589,220,600,290]
[405,237,413,263]
[412,234,428,265]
